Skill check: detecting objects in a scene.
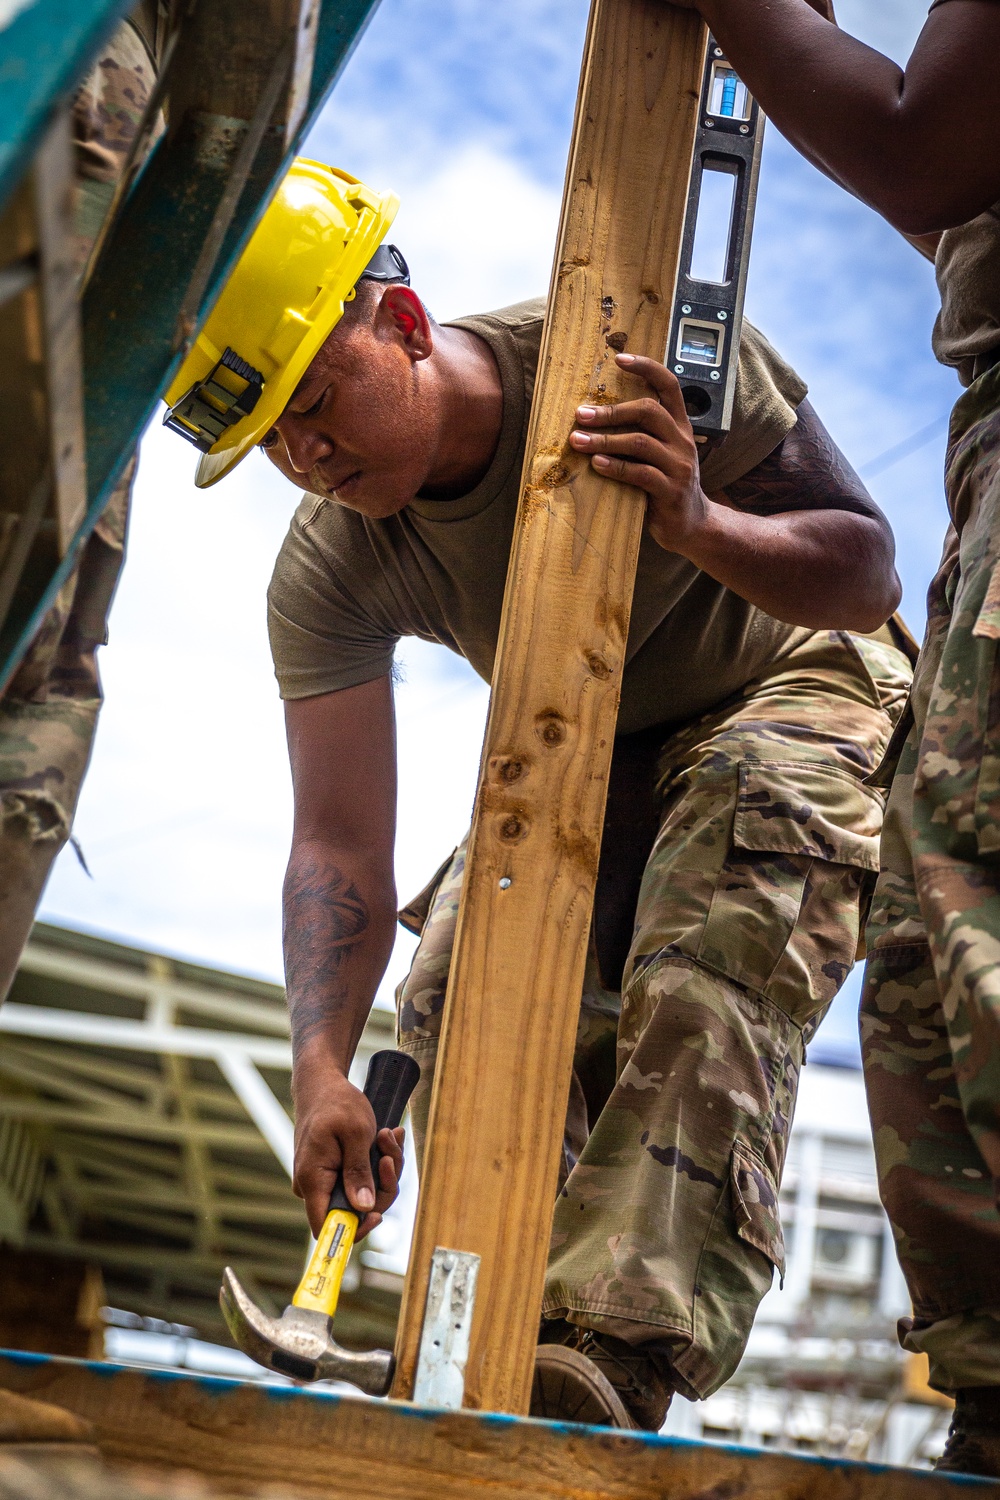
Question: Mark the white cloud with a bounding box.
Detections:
[376,144,562,321]
[41,0,955,1069]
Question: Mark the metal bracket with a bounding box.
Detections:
[412,1247,480,1411]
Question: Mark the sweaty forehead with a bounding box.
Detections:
[286,336,341,410]
[291,360,325,404]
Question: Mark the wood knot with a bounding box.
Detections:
[535,713,567,747]
[606,331,628,352]
[643,290,660,305]
[495,758,524,784]
[498,815,527,843]
[539,462,570,489]
[584,651,612,680]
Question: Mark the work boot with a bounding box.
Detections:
[934,1388,1000,1477]
[531,1325,673,1431]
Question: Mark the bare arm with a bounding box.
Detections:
[681,0,1000,234]
[284,674,402,1236]
[570,355,900,631]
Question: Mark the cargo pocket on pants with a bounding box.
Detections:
[682,1137,787,1396]
[699,760,884,1021]
[731,1140,785,1281]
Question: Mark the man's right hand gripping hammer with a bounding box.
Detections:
[220,1049,420,1391]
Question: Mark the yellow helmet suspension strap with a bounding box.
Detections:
[163,244,410,455]
[164,347,265,453]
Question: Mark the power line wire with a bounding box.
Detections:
[857,415,948,480]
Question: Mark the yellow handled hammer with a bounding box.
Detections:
[221,1048,420,1389]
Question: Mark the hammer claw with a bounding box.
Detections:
[220,1267,394,1395]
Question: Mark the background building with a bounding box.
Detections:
[0,922,951,1460]
[0,923,404,1365]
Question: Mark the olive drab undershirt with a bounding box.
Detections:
[928,0,1000,385]
[267,299,814,735]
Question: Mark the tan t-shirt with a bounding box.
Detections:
[268,299,811,734]
[933,206,1000,386]
[928,0,1000,384]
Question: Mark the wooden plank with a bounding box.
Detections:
[0,1451,243,1500]
[0,1354,992,1500]
[392,0,707,1415]
[32,113,87,555]
[0,108,85,644]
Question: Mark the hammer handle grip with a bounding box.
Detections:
[327,1049,421,1216]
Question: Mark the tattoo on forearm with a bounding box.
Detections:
[283,856,370,1052]
[721,397,877,519]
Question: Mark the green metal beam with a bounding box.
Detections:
[0,0,381,692]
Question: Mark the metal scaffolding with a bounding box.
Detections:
[0,922,400,1344]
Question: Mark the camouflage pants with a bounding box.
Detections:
[0,11,157,1000]
[399,629,911,1399]
[863,364,1000,1394]
[0,468,132,1000]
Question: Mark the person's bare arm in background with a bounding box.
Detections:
[671,0,1000,235]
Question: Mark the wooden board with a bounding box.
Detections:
[392,0,707,1414]
[1,1354,993,1500]
[0,107,86,645]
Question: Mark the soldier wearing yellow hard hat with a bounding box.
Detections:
[163,159,406,486]
[160,156,910,1436]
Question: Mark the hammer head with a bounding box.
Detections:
[220,1267,394,1395]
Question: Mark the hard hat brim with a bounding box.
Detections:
[195,447,240,488]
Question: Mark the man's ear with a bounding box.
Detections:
[378,285,433,363]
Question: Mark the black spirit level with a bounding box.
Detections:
[667,38,765,444]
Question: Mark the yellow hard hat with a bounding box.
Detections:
[163,159,401,487]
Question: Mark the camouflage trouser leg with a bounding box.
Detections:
[398,629,911,1398]
[0,11,157,1000]
[863,366,1000,1394]
[0,467,133,999]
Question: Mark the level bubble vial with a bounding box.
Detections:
[677,319,725,368]
[708,61,751,122]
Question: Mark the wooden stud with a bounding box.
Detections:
[32,113,87,556]
[0,107,86,640]
[392,0,707,1415]
[0,1249,105,1359]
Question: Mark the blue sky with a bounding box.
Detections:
[41,0,951,1066]
[308,0,953,624]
